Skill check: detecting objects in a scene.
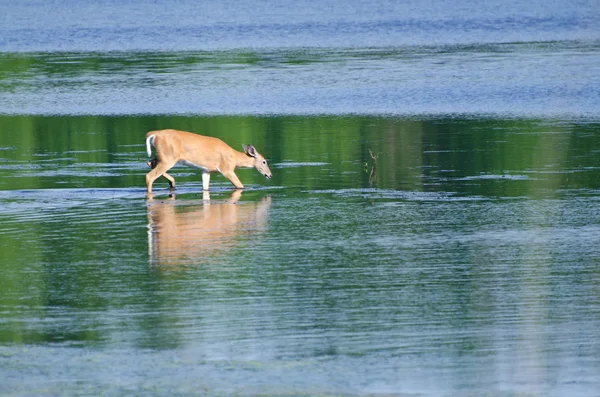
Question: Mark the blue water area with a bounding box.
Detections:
[0,0,599,118]
[1,0,599,51]
[1,1,600,397]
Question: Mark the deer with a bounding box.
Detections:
[145,129,272,194]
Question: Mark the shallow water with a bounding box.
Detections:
[2,0,600,396]
[1,115,600,397]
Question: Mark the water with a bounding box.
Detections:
[1,1,600,396]
[2,42,600,117]
[1,1,599,117]
[2,115,600,396]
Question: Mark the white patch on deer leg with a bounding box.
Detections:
[202,172,210,191]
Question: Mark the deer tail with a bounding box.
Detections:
[145,134,155,157]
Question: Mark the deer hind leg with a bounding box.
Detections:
[147,159,176,190]
[146,159,177,193]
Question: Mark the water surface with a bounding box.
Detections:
[2,0,599,51]
[1,42,599,117]
[0,0,599,117]
[1,115,600,397]
[1,0,600,396]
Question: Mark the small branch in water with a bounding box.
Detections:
[368,149,379,186]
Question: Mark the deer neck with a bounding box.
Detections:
[234,150,254,168]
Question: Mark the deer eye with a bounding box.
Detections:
[262,160,266,165]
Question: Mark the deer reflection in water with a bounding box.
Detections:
[146,190,271,266]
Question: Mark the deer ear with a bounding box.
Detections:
[243,144,257,158]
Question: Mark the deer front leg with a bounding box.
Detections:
[220,170,244,189]
[202,172,211,191]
